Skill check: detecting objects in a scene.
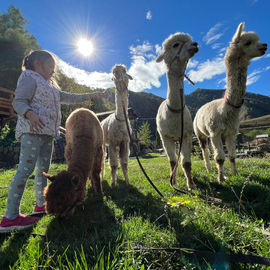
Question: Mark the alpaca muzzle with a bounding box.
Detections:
[260,43,267,55]
[189,42,199,54]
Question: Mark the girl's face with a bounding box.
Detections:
[34,58,56,80]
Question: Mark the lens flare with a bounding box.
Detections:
[77,38,94,56]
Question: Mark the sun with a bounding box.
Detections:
[77,38,94,57]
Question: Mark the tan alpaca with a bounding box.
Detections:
[156,32,199,190]
[101,65,133,186]
[44,108,104,217]
[193,22,267,183]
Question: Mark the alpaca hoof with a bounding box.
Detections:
[218,175,226,183]
[188,181,196,191]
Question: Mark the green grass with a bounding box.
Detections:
[1,154,270,269]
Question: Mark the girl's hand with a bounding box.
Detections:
[25,110,45,132]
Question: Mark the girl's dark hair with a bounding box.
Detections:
[22,50,56,71]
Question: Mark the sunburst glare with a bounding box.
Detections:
[77,38,94,57]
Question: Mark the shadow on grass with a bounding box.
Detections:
[194,172,270,222]
[104,179,226,267]
[0,226,36,269]
[38,187,122,268]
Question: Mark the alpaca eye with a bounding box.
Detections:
[245,41,252,46]
[173,43,180,48]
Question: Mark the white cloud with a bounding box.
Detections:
[218,77,226,87]
[130,41,153,56]
[128,43,166,92]
[211,43,222,50]
[219,47,227,54]
[265,53,270,58]
[250,0,259,5]
[57,59,113,89]
[247,71,260,86]
[57,41,166,93]
[203,23,224,45]
[146,10,152,20]
[187,59,199,69]
[247,67,269,86]
[155,44,162,55]
[188,57,225,83]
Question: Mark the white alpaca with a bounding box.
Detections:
[101,64,133,186]
[193,22,267,183]
[156,32,199,190]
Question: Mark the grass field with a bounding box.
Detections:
[0,154,270,269]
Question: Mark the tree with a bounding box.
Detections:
[0,6,40,90]
[137,121,152,148]
[0,6,28,36]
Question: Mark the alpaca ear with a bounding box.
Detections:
[156,53,164,63]
[42,172,56,182]
[127,74,133,80]
[232,22,245,43]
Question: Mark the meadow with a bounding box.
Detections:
[0,154,270,269]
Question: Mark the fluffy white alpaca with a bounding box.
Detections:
[193,22,267,183]
[101,64,133,186]
[156,32,199,190]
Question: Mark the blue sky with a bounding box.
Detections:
[1,0,269,98]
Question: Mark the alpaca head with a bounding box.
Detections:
[156,32,199,72]
[228,22,267,60]
[43,171,84,218]
[112,64,133,94]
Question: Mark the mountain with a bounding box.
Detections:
[128,88,270,122]
[128,91,164,118]
[186,88,270,120]
[125,88,270,138]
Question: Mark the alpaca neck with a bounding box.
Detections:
[68,165,87,183]
[115,91,128,120]
[225,54,249,107]
[166,71,185,110]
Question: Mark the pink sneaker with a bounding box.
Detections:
[0,214,40,233]
[32,204,45,215]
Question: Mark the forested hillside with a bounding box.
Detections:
[186,88,270,120]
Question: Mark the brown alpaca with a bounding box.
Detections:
[43,108,104,217]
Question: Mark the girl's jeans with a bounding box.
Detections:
[5,134,54,219]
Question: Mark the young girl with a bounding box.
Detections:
[0,50,105,232]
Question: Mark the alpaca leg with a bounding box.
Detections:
[108,145,119,186]
[198,135,211,172]
[91,145,104,195]
[162,137,177,184]
[181,136,196,190]
[210,136,226,183]
[225,135,238,175]
[119,141,130,185]
[91,171,103,195]
[101,144,106,181]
